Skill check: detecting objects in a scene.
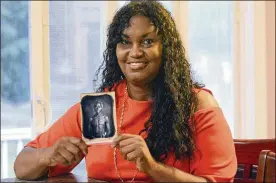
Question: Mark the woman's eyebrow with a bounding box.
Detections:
[141,27,159,38]
[141,31,155,38]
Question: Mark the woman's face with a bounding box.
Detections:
[116,15,163,85]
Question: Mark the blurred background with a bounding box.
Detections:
[1,0,275,179]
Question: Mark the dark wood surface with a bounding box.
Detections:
[1,173,108,183]
[234,139,276,183]
[256,150,276,183]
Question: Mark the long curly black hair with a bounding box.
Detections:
[95,0,204,161]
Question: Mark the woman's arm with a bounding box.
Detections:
[14,103,87,180]
[14,147,51,180]
[14,137,87,181]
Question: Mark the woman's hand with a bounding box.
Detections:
[111,134,156,173]
[43,137,88,167]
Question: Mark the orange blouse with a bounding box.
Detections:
[25,80,237,182]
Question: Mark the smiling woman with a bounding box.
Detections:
[14,1,237,182]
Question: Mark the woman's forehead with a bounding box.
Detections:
[122,16,158,36]
[129,15,153,25]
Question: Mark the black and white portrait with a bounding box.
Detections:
[80,92,117,145]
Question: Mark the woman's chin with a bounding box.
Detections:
[125,74,148,85]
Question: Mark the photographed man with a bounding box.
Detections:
[88,100,111,138]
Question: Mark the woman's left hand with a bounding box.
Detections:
[111,134,156,173]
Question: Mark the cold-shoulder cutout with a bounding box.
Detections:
[196,88,219,111]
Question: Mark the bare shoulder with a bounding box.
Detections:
[196,89,220,111]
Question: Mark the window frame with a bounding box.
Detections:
[29,1,50,137]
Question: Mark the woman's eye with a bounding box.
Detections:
[142,39,153,46]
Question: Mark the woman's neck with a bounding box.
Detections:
[126,81,152,101]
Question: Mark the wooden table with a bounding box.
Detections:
[1,173,108,182]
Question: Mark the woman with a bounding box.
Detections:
[14,1,237,182]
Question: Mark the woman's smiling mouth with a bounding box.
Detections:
[127,62,149,70]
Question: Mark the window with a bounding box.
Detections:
[49,1,104,124]
[1,1,32,178]
[48,1,105,176]
[187,1,235,133]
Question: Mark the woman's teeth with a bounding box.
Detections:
[128,62,148,70]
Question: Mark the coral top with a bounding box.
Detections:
[25,80,237,182]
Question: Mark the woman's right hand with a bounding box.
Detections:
[43,137,88,167]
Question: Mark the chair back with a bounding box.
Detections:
[256,150,275,183]
[234,139,275,182]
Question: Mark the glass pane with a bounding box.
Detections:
[188,1,235,133]
[49,1,105,176]
[1,1,31,129]
[1,1,32,178]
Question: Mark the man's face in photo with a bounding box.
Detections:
[95,101,103,114]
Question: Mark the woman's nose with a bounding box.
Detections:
[130,44,143,58]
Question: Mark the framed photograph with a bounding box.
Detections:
[80,92,117,145]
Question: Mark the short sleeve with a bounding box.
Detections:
[190,108,237,182]
[24,103,83,177]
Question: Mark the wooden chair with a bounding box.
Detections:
[256,150,276,183]
[234,139,275,182]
